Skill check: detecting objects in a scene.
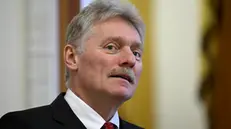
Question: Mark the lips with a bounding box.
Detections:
[109,74,134,84]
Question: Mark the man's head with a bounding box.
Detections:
[64,0,145,102]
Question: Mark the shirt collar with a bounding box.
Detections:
[64,89,120,129]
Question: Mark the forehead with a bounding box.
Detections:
[90,17,142,45]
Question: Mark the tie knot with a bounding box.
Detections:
[102,122,115,129]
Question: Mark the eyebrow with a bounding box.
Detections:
[103,36,144,51]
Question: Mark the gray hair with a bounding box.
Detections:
[65,0,145,86]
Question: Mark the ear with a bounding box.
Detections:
[64,44,79,71]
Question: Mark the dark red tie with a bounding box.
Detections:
[102,122,115,129]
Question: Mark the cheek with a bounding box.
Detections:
[98,56,118,75]
[135,62,143,78]
[81,53,116,76]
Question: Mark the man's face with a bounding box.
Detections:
[75,17,143,101]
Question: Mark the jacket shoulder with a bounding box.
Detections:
[3,105,51,118]
[0,105,51,129]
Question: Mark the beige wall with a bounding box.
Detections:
[0,0,27,116]
[154,0,206,129]
[0,0,59,117]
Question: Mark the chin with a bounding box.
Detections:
[111,89,134,102]
[106,80,136,101]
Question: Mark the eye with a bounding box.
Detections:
[133,51,142,60]
[106,44,116,50]
[104,43,119,53]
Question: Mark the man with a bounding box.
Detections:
[0,0,145,128]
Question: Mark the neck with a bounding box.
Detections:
[70,86,122,121]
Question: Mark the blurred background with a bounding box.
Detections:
[0,0,230,129]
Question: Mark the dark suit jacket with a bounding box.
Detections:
[0,93,143,129]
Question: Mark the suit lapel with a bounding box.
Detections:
[119,118,143,129]
[120,118,130,129]
[51,93,86,129]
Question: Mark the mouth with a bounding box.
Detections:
[109,74,134,84]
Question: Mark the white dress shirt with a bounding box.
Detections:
[64,89,120,129]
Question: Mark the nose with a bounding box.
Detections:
[119,47,136,68]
